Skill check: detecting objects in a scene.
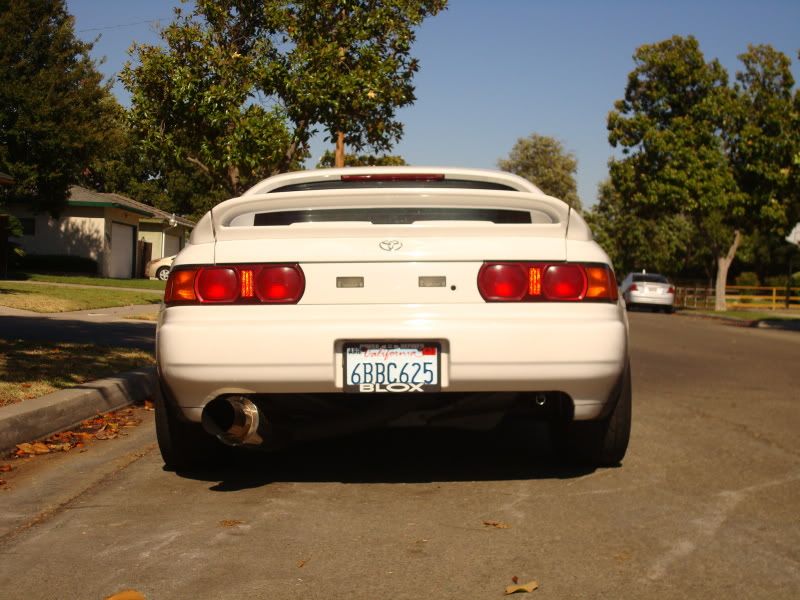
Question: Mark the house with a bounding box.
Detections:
[8,186,194,278]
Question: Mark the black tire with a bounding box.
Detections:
[554,363,632,467]
[154,381,231,471]
[156,266,171,281]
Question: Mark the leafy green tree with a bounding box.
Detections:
[0,0,117,215]
[316,151,406,167]
[121,0,445,201]
[606,38,799,309]
[497,134,581,210]
[586,179,694,276]
[608,36,747,309]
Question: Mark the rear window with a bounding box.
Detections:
[269,179,517,193]
[632,274,669,283]
[253,207,543,226]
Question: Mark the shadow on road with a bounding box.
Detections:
[175,423,598,489]
[0,315,155,350]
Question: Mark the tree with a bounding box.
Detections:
[121,0,446,201]
[608,36,749,310]
[316,151,406,167]
[497,134,581,210]
[586,179,694,276]
[0,0,117,215]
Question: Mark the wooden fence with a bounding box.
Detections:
[675,285,800,310]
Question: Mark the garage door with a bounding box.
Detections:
[110,222,135,279]
[164,233,180,257]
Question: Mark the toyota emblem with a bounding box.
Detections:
[379,240,403,251]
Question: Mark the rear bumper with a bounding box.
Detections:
[626,291,674,306]
[157,303,628,422]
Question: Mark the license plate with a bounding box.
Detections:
[343,342,441,393]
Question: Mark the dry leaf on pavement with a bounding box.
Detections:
[483,519,510,529]
[219,519,244,528]
[0,464,12,472]
[104,591,146,600]
[504,580,539,594]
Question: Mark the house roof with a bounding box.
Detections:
[68,186,195,227]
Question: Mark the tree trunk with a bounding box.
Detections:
[279,120,307,174]
[714,229,742,311]
[228,165,240,195]
[335,132,345,168]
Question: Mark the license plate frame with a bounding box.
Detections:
[343,341,441,393]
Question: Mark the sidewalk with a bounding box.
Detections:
[0,303,160,452]
[0,302,160,320]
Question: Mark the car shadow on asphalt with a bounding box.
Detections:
[175,423,599,490]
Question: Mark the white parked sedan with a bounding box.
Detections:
[620,271,675,312]
[145,254,175,281]
[155,167,631,470]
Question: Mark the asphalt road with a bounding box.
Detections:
[1,312,798,599]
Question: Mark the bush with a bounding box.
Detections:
[734,271,760,286]
[764,273,800,288]
[19,254,98,274]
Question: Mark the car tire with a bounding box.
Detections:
[553,362,632,467]
[154,381,231,471]
[156,266,171,281]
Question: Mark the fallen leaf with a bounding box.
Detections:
[297,558,310,568]
[104,591,146,600]
[143,399,154,411]
[483,520,510,529]
[504,581,538,595]
[0,464,12,473]
[15,443,34,455]
[47,443,72,452]
[219,519,244,528]
[512,576,519,584]
[0,479,6,486]
[31,442,50,454]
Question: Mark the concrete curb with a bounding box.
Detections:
[0,366,157,453]
[675,310,800,331]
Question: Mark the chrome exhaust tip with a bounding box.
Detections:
[202,396,263,446]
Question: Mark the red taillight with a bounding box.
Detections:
[256,266,305,303]
[165,264,305,305]
[478,262,617,303]
[543,264,586,300]
[340,173,444,182]
[477,263,528,301]
[629,283,638,291]
[667,286,675,294]
[196,268,238,303]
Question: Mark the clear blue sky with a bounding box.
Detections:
[67,0,800,207]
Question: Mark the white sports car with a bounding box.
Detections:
[155,167,631,470]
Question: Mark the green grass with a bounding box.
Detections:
[18,272,166,290]
[0,339,154,407]
[0,281,162,312]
